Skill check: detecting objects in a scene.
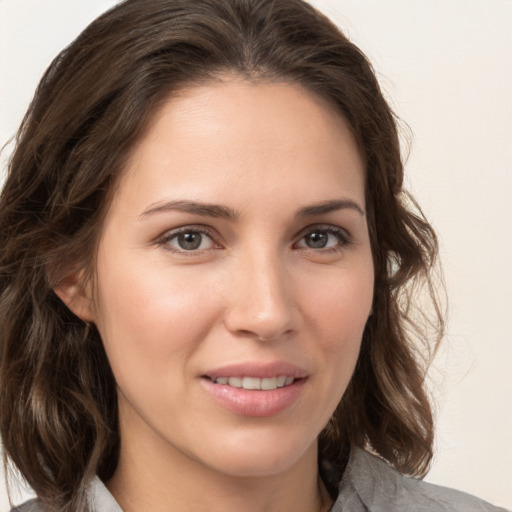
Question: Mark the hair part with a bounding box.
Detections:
[0,0,444,509]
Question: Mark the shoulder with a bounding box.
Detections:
[9,477,122,512]
[10,499,43,512]
[332,447,510,512]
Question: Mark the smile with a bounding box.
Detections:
[202,374,306,417]
[212,376,296,390]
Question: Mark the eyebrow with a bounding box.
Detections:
[296,199,365,217]
[140,200,238,219]
[139,198,364,220]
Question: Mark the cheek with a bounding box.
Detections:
[303,263,374,354]
[92,257,222,375]
[293,261,374,427]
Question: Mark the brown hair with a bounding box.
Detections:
[0,0,444,510]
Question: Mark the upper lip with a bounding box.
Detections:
[203,361,308,380]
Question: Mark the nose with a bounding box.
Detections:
[223,248,297,342]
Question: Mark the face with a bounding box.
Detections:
[87,79,374,479]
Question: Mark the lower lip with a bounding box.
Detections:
[201,378,306,417]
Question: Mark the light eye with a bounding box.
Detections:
[165,230,216,251]
[296,227,348,250]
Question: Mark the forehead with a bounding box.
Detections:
[112,78,365,215]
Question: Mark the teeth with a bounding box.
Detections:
[242,376,261,390]
[228,377,242,388]
[261,377,277,390]
[214,375,296,390]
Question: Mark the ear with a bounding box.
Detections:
[53,272,95,323]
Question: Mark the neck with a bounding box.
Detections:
[107,427,332,512]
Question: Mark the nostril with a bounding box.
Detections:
[255,328,294,342]
[223,289,296,342]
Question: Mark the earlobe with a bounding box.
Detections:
[53,273,95,323]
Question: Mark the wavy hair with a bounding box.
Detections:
[0,0,444,510]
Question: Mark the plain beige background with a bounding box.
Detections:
[1,0,511,510]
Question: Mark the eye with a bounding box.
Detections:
[161,229,217,252]
[295,226,350,250]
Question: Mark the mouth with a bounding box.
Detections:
[205,375,298,390]
[201,372,306,417]
[201,362,308,415]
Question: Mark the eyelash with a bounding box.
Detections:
[156,224,352,254]
[294,225,352,252]
[157,226,219,255]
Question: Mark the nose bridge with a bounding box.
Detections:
[225,243,295,340]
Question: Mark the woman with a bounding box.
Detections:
[0,1,507,511]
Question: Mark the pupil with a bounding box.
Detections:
[307,231,327,248]
[178,232,202,250]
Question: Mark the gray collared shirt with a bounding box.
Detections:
[12,448,510,512]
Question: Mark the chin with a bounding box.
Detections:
[193,427,318,478]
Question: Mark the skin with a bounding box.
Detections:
[59,78,374,512]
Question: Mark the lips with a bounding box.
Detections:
[204,361,308,381]
[201,362,308,417]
